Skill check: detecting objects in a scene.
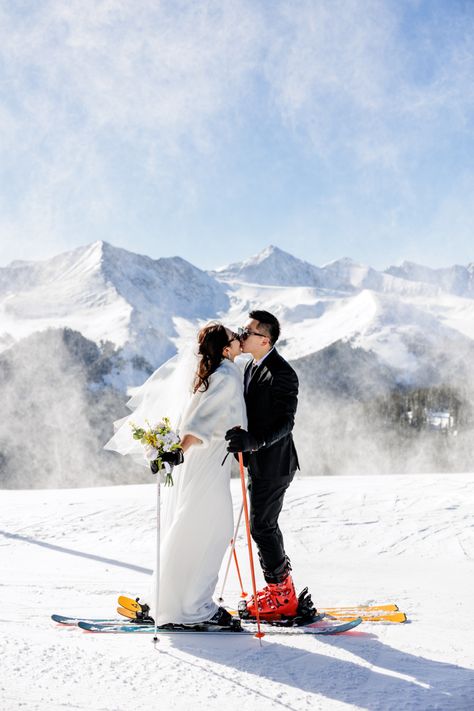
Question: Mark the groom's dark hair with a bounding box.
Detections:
[249,310,280,346]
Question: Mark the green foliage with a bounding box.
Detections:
[129,417,180,486]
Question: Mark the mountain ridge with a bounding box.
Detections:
[213,245,474,298]
[1,240,474,387]
[1,241,474,485]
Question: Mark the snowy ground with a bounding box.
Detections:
[1,474,473,711]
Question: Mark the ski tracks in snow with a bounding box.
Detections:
[1,475,473,710]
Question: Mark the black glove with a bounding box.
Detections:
[150,449,184,473]
[225,427,259,453]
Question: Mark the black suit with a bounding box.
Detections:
[244,348,299,581]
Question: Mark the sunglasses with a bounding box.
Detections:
[227,331,240,344]
[238,327,267,340]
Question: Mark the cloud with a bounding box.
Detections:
[262,0,474,167]
[0,1,263,153]
[0,0,473,264]
[0,1,265,259]
[2,1,473,171]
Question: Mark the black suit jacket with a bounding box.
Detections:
[244,348,300,478]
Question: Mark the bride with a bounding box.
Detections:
[106,322,246,627]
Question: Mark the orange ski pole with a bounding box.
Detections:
[238,452,264,641]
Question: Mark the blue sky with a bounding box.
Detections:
[1,0,474,271]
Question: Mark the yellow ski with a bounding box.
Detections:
[322,603,398,613]
[118,594,407,623]
[118,596,142,614]
[117,606,136,620]
[324,610,407,623]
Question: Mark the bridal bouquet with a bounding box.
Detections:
[129,417,181,486]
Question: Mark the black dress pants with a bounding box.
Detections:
[247,469,295,580]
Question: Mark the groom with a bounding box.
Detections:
[225,310,301,620]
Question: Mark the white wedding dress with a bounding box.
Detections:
[152,357,247,624]
[106,349,247,624]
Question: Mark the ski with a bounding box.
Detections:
[77,616,362,636]
[118,596,142,613]
[52,613,118,626]
[53,606,405,629]
[322,604,399,612]
[324,611,407,623]
[117,595,404,623]
[117,606,136,620]
[230,607,405,623]
[320,605,406,623]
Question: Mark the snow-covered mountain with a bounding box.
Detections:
[1,241,474,485]
[215,247,443,297]
[0,241,228,382]
[385,260,474,298]
[213,244,346,290]
[2,241,474,384]
[322,257,441,297]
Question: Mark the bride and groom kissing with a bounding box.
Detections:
[111,310,304,629]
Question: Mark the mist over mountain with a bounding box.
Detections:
[0,328,149,489]
[386,261,474,298]
[1,241,473,487]
[292,340,474,476]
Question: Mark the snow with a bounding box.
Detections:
[217,248,442,297]
[1,474,473,710]
[2,241,474,388]
[213,245,335,289]
[222,280,474,381]
[0,241,228,371]
[386,262,474,299]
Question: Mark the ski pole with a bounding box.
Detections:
[218,502,247,603]
[152,463,173,644]
[153,467,161,643]
[238,452,264,642]
[233,540,247,599]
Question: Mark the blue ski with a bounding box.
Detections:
[77,616,362,635]
[52,613,119,626]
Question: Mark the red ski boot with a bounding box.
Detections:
[243,574,299,621]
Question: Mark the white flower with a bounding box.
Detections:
[159,431,180,452]
[144,445,160,462]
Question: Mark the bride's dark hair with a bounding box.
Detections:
[194,322,229,393]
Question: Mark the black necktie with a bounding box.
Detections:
[246,362,258,392]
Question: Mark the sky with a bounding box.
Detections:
[1,0,474,272]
